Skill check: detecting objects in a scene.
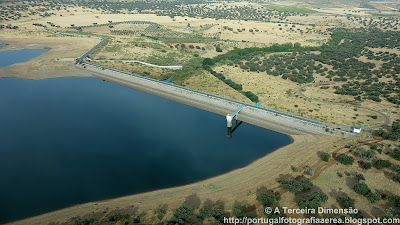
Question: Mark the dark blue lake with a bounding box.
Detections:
[0,48,48,67]
[0,76,291,223]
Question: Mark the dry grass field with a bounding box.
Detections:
[0,30,99,79]
[210,65,386,127]
[183,71,252,103]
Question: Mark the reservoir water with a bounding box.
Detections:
[0,48,48,67]
[0,52,292,223]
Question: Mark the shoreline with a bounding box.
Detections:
[11,135,343,225]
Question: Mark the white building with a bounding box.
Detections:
[352,127,362,133]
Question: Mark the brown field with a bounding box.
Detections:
[183,71,252,103]
[304,85,400,125]
[210,65,385,127]
[203,19,329,46]
[0,30,99,79]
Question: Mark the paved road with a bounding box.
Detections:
[298,81,391,130]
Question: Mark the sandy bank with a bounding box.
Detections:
[0,31,98,80]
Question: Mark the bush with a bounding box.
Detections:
[232,204,256,218]
[360,162,372,170]
[388,195,400,207]
[366,192,381,203]
[297,190,328,210]
[392,165,400,174]
[392,174,400,183]
[133,215,141,223]
[202,58,214,66]
[198,207,209,219]
[210,208,223,220]
[165,205,193,224]
[305,167,314,176]
[153,209,165,220]
[256,192,275,206]
[393,149,400,161]
[320,152,331,162]
[354,182,371,196]
[361,150,375,160]
[374,159,392,169]
[356,174,365,181]
[278,178,313,193]
[174,205,193,221]
[243,91,259,102]
[338,155,355,165]
[108,213,130,222]
[81,218,100,225]
[336,196,355,208]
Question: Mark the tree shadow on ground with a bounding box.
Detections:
[183,193,201,209]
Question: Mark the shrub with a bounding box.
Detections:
[392,165,400,174]
[366,192,381,203]
[305,167,314,176]
[374,159,392,169]
[392,174,400,183]
[393,149,400,161]
[354,182,371,196]
[153,208,165,220]
[133,215,141,223]
[198,207,209,219]
[360,162,372,170]
[82,218,100,225]
[108,213,130,222]
[210,208,223,220]
[336,196,355,208]
[165,205,193,224]
[356,174,365,181]
[361,150,375,159]
[232,204,256,218]
[278,178,313,193]
[256,192,275,206]
[174,205,193,221]
[297,190,328,210]
[388,195,400,207]
[338,155,355,165]
[202,58,214,66]
[320,152,331,162]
